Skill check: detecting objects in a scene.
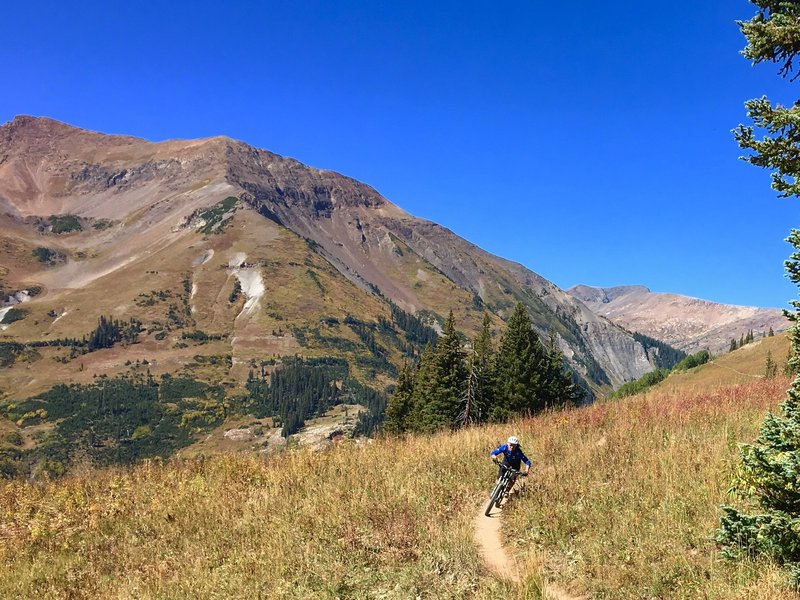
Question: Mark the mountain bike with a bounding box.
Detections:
[485,462,527,517]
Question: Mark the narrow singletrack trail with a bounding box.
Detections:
[706,359,763,378]
[474,500,585,600]
[473,505,519,580]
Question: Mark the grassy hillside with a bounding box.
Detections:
[1,365,796,598]
[654,333,790,395]
[0,430,543,599]
[509,376,793,598]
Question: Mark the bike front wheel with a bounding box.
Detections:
[485,480,504,516]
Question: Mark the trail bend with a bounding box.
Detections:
[473,500,586,600]
[706,359,763,378]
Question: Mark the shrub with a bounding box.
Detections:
[673,350,711,371]
[48,214,83,234]
[610,368,670,399]
[32,247,66,265]
[92,219,113,230]
[1,308,28,325]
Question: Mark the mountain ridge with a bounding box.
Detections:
[568,284,789,354]
[0,116,678,400]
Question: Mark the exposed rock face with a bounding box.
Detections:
[568,284,790,354]
[0,116,667,392]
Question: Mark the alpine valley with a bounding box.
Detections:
[0,116,786,471]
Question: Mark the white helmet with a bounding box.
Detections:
[507,436,519,445]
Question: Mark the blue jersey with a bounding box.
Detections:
[491,444,532,469]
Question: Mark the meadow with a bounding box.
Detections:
[0,429,541,599]
[0,365,794,598]
[509,376,794,598]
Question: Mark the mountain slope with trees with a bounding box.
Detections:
[0,116,661,398]
[0,116,764,470]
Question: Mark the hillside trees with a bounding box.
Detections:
[717,1,800,587]
[457,313,495,427]
[385,303,581,433]
[610,369,670,400]
[246,357,387,438]
[87,315,142,351]
[1,372,226,474]
[673,349,711,372]
[248,357,345,437]
[632,331,687,370]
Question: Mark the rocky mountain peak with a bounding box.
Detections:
[223,140,394,214]
[0,116,395,220]
[0,116,142,156]
[568,284,789,353]
[568,284,651,305]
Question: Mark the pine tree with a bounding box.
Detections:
[541,333,582,408]
[717,1,800,586]
[770,326,776,337]
[493,303,548,417]
[417,311,466,431]
[408,344,441,432]
[730,338,739,352]
[474,314,496,409]
[787,348,798,377]
[457,366,480,428]
[457,313,495,427]
[384,361,415,434]
[765,349,778,379]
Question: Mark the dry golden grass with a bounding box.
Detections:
[2,362,796,598]
[656,333,790,395]
[507,376,795,598]
[0,427,545,599]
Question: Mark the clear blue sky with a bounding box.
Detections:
[3,1,798,308]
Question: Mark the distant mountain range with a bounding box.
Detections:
[0,116,784,409]
[567,284,789,354]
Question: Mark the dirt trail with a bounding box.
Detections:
[473,500,585,600]
[473,505,519,581]
[706,359,763,378]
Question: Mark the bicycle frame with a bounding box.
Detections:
[485,463,523,516]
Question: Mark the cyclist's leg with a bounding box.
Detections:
[507,473,519,495]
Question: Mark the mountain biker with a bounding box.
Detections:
[490,435,531,498]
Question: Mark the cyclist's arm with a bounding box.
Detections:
[490,444,507,462]
[520,451,532,474]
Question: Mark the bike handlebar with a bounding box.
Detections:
[493,462,528,476]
